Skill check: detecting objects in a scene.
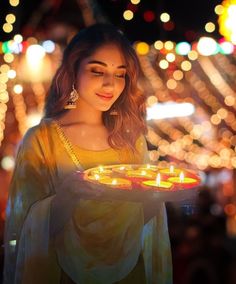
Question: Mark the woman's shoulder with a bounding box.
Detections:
[22,117,54,145]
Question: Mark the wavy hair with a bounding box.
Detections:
[44,23,147,151]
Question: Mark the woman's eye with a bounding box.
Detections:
[115,73,126,78]
[91,70,104,76]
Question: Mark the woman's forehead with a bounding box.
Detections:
[83,44,126,68]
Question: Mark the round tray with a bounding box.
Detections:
[81,164,202,202]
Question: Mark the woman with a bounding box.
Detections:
[4,24,172,284]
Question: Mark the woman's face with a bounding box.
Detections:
[76,44,126,112]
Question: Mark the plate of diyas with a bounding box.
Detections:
[79,164,202,202]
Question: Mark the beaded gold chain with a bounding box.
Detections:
[52,120,83,170]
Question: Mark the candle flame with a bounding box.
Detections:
[94,174,100,180]
[170,165,174,173]
[119,166,125,170]
[179,171,184,182]
[156,173,161,186]
[112,179,117,185]
[141,170,146,175]
[146,164,151,169]
[99,166,104,172]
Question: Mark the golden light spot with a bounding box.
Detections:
[5,14,16,24]
[14,34,23,43]
[13,84,23,94]
[3,23,13,33]
[166,79,177,89]
[188,50,198,61]
[224,95,235,106]
[123,10,134,21]
[166,53,175,62]
[164,41,174,50]
[181,60,192,71]
[173,70,184,80]
[160,13,170,23]
[147,95,158,107]
[211,114,221,125]
[217,108,228,119]
[205,22,215,33]
[9,0,20,7]
[154,40,163,50]
[135,42,149,55]
[3,53,14,63]
[159,59,169,69]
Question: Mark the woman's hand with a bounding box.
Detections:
[50,171,104,239]
[56,171,104,201]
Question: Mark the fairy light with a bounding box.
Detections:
[181,60,192,71]
[173,70,184,80]
[0,0,21,146]
[6,14,16,24]
[205,22,216,33]
[130,0,140,4]
[160,13,170,23]
[154,40,164,50]
[9,0,20,6]
[164,41,174,50]
[135,42,149,55]
[159,59,169,69]
[123,10,134,21]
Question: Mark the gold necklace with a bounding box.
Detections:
[52,119,83,170]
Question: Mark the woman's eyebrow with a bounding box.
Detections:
[87,60,126,69]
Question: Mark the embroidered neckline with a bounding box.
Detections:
[51,119,83,170]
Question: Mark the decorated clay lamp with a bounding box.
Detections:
[159,165,182,176]
[142,173,173,190]
[112,164,133,174]
[125,169,155,179]
[91,165,112,175]
[138,164,158,171]
[98,177,132,189]
[168,171,198,186]
[87,173,110,181]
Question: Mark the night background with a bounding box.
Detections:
[1,0,236,283]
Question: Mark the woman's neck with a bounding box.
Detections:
[59,103,103,126]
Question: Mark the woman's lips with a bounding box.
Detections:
[96,93,113,101]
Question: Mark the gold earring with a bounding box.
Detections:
[64,85,79,109]
[109,108,118,116]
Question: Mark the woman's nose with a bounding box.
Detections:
[102,73,114,87]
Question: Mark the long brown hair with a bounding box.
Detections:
[44,23,147,151]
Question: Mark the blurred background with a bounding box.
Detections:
[1,0,236,283]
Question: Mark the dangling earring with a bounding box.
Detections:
[64,85,79,109]
[109,108,118,116]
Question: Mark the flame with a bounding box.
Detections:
[119,166,125,170]
[170,165,174,173]
[141,170,146,175]
[156,173,161,186]
[94,174,100,180]
[99,166,104,172]
[179,171,184,182]
[112,179,117,185]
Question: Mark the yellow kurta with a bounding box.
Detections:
[4,118,172,284]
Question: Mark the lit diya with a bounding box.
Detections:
[91,165,112,175]
[138,164,158,171]
[168,171,198,186]
[87,173,110,181]
[125,169,156,179]
[98,177,132,189]
[159,165,182,176]
[112,164,134,174]
[142,173,173,190]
